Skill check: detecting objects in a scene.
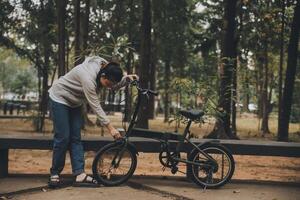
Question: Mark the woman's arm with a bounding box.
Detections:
[110,74,139,91]
[80,78,121,139]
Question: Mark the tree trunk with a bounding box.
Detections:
[37,65,41,106]
[38,54,49,132]
[110,0,124,39]
[82,0,90,54]
[164,60,170,123]
[242,60,250,112]
[257,54,264,119]
[37,1,52,132]
[57,0,66,77]
[149,34,157,119]
[277,0,285,137]
[231,59,237,135]
[74,0,81,66]
[208,0,238,139]
[236,3,247,115]
[124,0,134,122]
[124,52,133,122]
[231,0,246,136]
[136,0,151,129]
[278,0,300,141]
[81,0,93,128]
[66,30,69,72]
[261,41,270,135]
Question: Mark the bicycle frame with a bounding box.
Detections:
[116,81,218,169]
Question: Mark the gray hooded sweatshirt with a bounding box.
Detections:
[48,56,130,126]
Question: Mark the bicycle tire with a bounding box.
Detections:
[92,142,137,186]
[187,143,235,189]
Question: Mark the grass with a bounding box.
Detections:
[236,113,300,141]
[0,111,299,142]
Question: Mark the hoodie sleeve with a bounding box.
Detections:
[80,78,110,126]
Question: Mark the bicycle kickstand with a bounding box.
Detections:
[203,185,207,193]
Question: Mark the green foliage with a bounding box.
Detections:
[0,0,299,134]
[0,0,57,72]
[10,68,37,94]
[88,34,136,64]
[0,47,37,94]
[167,76,224,127]
[153,0,189,65]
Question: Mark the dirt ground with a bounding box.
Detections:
[7,150,300,183]
[1,113,300,183]
[2,176,299,200]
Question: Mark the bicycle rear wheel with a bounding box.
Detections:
[187,143,235,189]
[92,142,137,186]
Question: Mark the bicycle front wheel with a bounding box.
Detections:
[92,142,137,186]
[187,143,235,189]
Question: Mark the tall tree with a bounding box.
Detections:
[278,0,300,141]
[261,39,270,134]
[164,59,171,122]
[149,26,158,119]
[74,0,81,66]
[124,0,136,122]
[260,0,272,135]
[217,0,238,138]
[81,0,95,128]
[57,0,67,77]
[38,0,56,132]
[136,0,151,128]
[82,0,90,54]
[277,0,286,136]
[231,0,245,135]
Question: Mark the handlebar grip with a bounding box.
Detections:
[130,79,139,85]
[148,90,159,96]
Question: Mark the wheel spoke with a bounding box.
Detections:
[93,144,137,186]
[221,154,224,180]
[190,145,234,188]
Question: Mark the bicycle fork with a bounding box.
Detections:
[111,140,128,168]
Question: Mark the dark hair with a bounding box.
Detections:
[96,62,123,89]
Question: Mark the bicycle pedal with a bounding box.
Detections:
[171,166,178,174]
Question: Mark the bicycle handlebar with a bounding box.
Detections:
[130,80,158,96]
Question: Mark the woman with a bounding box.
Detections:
[48,56,138,187]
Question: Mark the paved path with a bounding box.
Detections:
[1,175,299,200]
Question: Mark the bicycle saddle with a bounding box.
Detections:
[179,109,204,120]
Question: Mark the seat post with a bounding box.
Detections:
[175,120,192,153]
[183,120,192,138]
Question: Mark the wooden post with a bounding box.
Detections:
[186,152,192,181]
[186,152,199,181]
[0,149,8,178]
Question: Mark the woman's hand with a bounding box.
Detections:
[105,123,122,140]
[126,74,139,82]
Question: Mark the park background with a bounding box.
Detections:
[0,0,300,183]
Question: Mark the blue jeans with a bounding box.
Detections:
[50,99,84,176]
